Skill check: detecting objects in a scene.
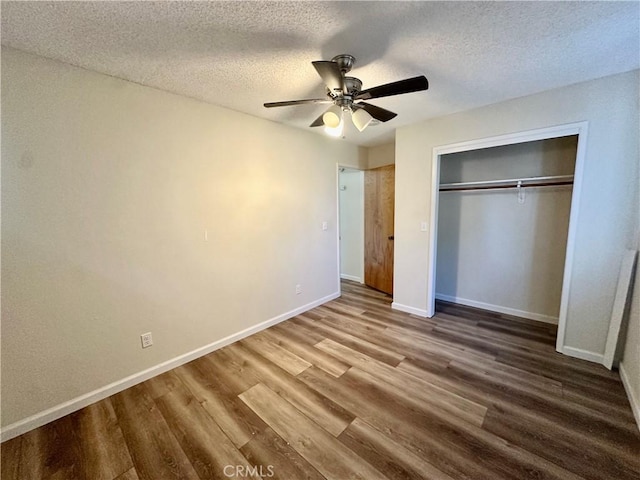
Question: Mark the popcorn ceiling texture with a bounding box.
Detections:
[1,1,638,146]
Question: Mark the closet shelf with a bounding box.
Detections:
[439,175,574,192]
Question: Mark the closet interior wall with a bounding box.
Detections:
[436,136,578,324]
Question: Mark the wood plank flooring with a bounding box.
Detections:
[2,280,639,479]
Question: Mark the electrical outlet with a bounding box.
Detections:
[141,332,153,348]
[295,284,302,295]
[322,221,328,231]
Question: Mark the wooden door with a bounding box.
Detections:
[364,165,395,295]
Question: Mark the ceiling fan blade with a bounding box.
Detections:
[312,61,344,94]
[357,102,397,122]
[264,99,332,108]
[355,76,428,101]
[309,114,325,127]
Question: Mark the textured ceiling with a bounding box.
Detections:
[2,1,639,146]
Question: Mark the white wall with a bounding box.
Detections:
[339,169,364,283]
[436,138,576,323]
[394,69,639,361]
[0,48,360,431]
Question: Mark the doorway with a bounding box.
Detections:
[338,167,365,284]
[427,122,588,354]
[337,164,396,296]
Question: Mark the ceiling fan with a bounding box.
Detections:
[264,54,428,136]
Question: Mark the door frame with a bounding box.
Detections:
[426,121,589,355]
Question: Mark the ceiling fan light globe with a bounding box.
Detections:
[352,108,373,132]
[324,119,344,137]
[322,105,342,128]
[323,112,341,128]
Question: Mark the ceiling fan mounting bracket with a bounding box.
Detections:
[331,54,355,74]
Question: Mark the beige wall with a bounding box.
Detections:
[394,70,639,360]
[366,142,395,169]
[1,48,360,428]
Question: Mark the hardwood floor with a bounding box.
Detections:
[2,280,639,479]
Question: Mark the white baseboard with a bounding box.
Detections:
[340,274,363,283]
[559,345,604,364]
[619,361,640,432]
[391,302,428,318]
[435,293,558,325]
[0,292,340,442]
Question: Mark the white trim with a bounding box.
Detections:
[336,164,343,295]
[435,294,558,325]
[555,122,588,353]
[603,250,638,369]
[426,143,441,317]
[426,121,589,356]
[0,292,340,442]
[432,123,589,156]
[619,361,640,432]
[340,274,363,283]
[391,301,429,318]
[559,345,604,364]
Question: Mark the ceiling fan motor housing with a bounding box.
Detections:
[334,77,362,111]
[343,77,362,96]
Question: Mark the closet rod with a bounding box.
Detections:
[439,175,574,192]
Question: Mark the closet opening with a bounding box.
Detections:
[427,122,588,354]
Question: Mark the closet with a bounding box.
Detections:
[435,136,578,324]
